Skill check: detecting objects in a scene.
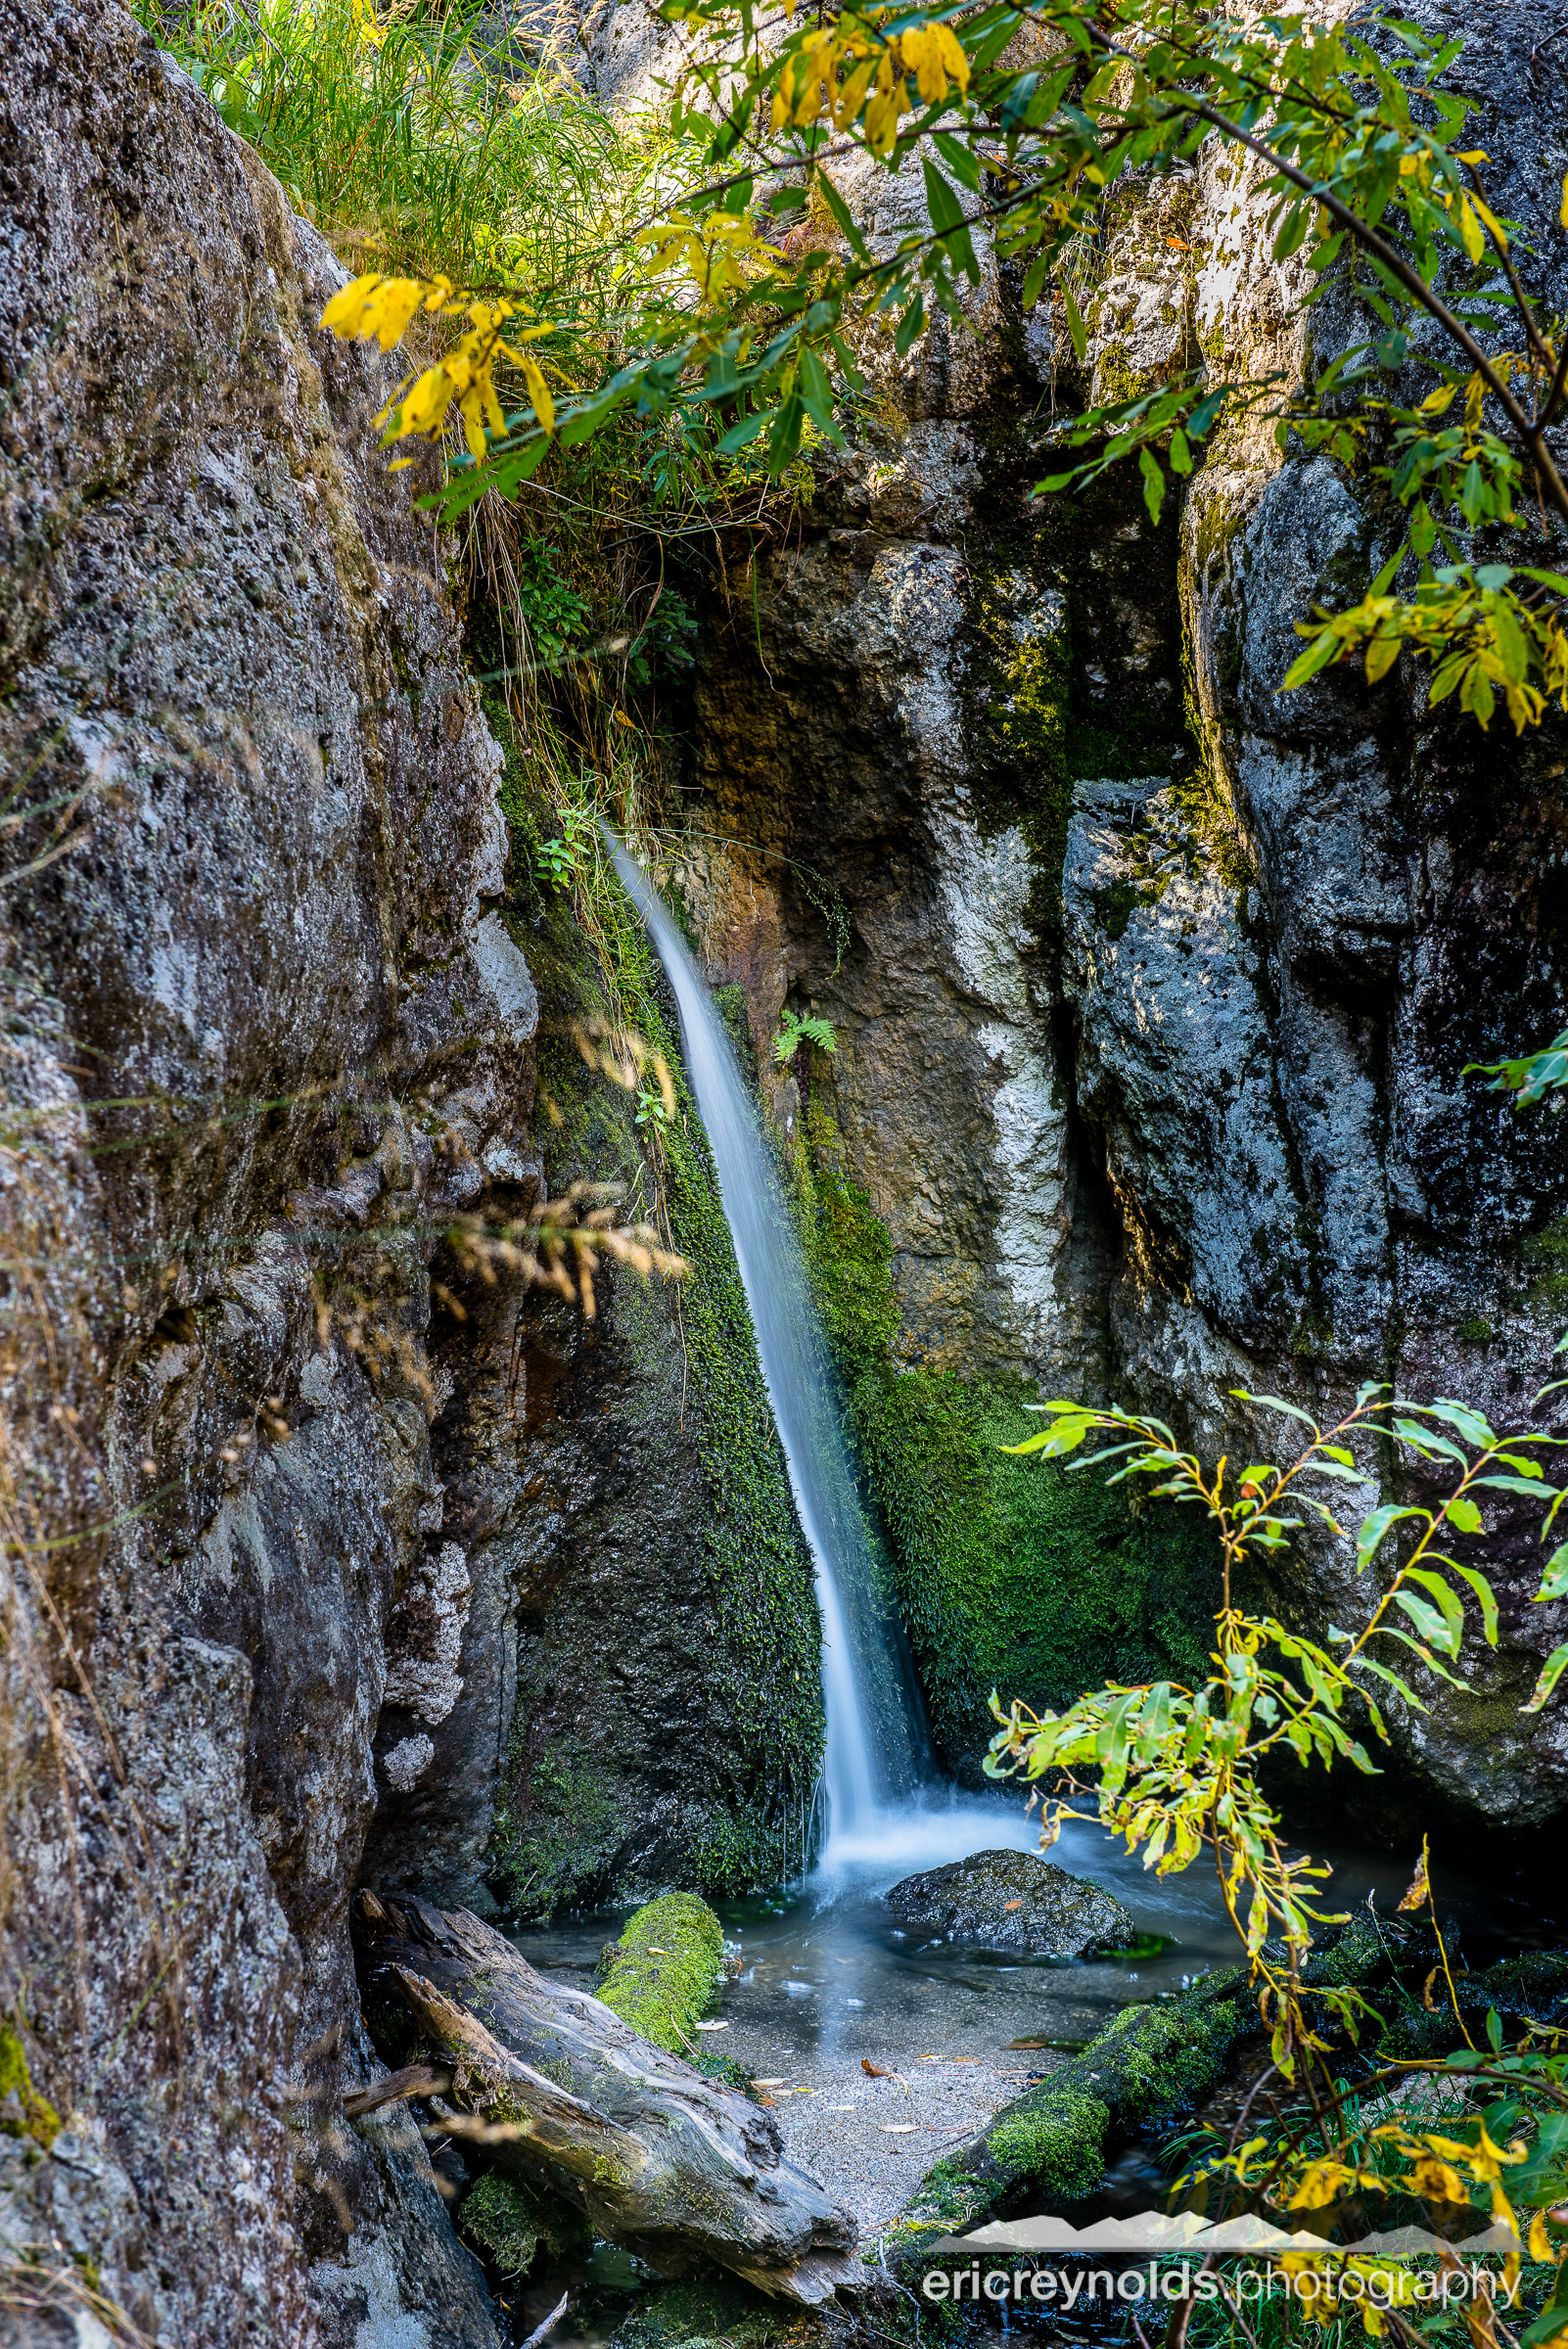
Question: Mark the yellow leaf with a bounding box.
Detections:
[1456,151,1491,165]
[321,272,384,337]
[834,57,873,128]
[1397,1835,1430,1911]
[521,354,555,436]
[1530,2210,1555,2263]
[933,20,970,92]
[1561,172,1568,233]
[1365,631,1403,684]
[1456,198,1486,264]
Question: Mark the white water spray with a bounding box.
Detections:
[610,839,932,1859]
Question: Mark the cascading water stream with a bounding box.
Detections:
[610,836,934,1861]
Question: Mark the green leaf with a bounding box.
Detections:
[1169,428,1192,477]
[894,292,926,355]
[1451,1559,1500,1645]
[1522,1642,1568,1716]
[932,130,981,193]
[1358,1502,1424,1573]
[1281,629,1340,690]
[1537,1542,1568,1601]
[1393,1586,1457,1655]
[815,172,869,261]
[1445,1497,1483,1534]
[715,406,774,454]
[922,160,979,284]
[1405,1568,1466,1654]
[1352,1651,1427,1713]
[1063,283,1087,362]
[1139,445,1165,525]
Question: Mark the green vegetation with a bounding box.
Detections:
[132,0,639,290]
[459,2172,588,2280]
[792,1104,1214,1768]
[0,2022,60,2149]
[613,2274,798,2349]
[597,1893,726,2053]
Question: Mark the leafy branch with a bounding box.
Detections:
[986,1385,1568,2075]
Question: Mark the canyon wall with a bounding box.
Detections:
[0,5,816,2337]
[674,0,1568,1819]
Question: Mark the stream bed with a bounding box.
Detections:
[486,1794,1561,2346]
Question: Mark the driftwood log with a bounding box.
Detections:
[352,1893,861,2306]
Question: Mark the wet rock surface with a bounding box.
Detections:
[886,1851,1136,1958]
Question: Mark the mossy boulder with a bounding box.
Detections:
[886,1850,1135,1958]
[596,1892,728,2054]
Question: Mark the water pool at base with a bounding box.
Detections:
[509,1790,1561,2070]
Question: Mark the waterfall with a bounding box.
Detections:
[610,839,933,1860]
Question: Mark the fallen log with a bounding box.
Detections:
[352,1893,861,2306]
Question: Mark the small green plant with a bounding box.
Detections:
[772,1010,836,1067]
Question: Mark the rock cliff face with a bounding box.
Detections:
[676,0,1568,1820]
[0,3,533,2337]
[0,7,838,2331]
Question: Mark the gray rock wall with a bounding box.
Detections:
[0,5,529,2336]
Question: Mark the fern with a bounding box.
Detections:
[773,1011,836,1065]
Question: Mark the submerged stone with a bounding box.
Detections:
[884,1849,1135,1957]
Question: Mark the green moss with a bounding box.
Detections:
[1524,1219,1568,1310]
[711,983,759,1086]
[459,2172,588,2279]
[986,2091,1110,2200]
[1457,1316,1494,1345]
[613,2274,798,2349]
[793,1109,1215,1771]
[491,1740,623,1918]
[899,1975,1255,2243]
[597,1892,726,2054]
[0,2022,60,2149]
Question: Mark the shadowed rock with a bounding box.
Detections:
[885,1850,1135,1956]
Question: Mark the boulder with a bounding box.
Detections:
[885,1850,1135,1957]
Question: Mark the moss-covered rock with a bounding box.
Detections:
[792,1108,1216,1773]
[612,2273,805,2349]
[596,1892,727,2054]
[886,1850,1134,1958]
[482,747,825,1916]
